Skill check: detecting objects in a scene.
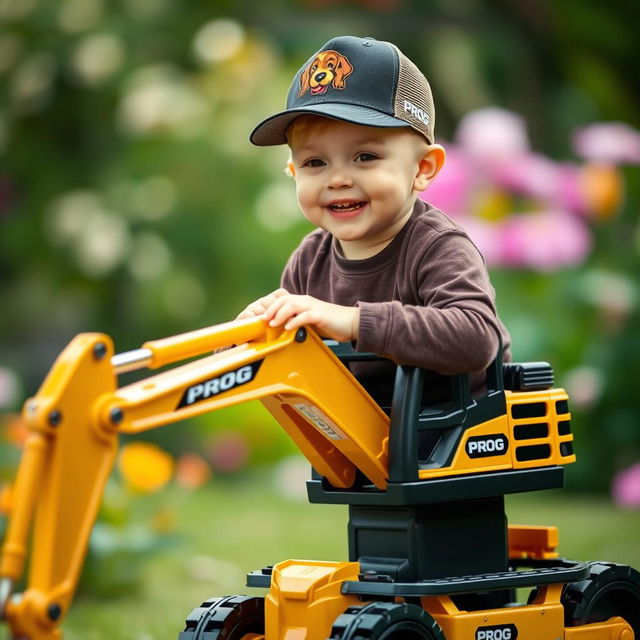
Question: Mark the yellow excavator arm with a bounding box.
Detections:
[0,318,389,640]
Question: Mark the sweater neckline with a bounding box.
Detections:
[331,199,426,275]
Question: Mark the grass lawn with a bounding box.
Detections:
[3,471,639,640]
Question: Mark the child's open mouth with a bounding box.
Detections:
[328,201,367,215]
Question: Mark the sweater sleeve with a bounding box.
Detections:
[355,231,502,374]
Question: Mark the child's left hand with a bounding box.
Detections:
[262,294,360,342]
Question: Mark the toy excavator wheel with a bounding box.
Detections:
[327,601,445,639]
[562,561,640,634]
[178,595,264,640]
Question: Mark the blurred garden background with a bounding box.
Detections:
[0,0,639,638]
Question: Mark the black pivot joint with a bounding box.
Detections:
[93,342,107,360]
[48,410,62,427]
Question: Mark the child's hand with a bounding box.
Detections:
[236,288,290,319]
[262,294,360,343]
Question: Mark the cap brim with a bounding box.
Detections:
[250,103,411,146]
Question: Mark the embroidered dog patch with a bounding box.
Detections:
[299,50,353,97]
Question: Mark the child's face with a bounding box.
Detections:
[289,119,435,258]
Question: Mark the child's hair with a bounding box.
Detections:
[286,114,430,150]
[284,114,431,176]
[285,115,339,148]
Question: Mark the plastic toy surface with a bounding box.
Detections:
[1,317,639,640]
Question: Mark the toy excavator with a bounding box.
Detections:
[1,317,639,640]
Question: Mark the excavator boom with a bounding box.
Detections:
[0,318,389,640]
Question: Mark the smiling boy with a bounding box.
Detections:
[243,35,511,403]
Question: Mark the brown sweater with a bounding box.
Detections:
[281,199,511,405]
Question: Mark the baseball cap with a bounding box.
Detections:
[250,35,435,146]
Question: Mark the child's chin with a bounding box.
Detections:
[333,228,368,242]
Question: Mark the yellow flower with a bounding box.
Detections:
[118,442,174,494]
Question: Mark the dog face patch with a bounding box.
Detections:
[299,50,353,97]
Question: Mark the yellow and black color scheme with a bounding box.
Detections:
[1,317,639,640]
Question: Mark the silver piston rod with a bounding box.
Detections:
[111,348,153,374]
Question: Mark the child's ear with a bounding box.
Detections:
[286,160,296,178]
[413,144,445,192]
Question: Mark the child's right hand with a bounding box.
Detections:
[236,288,289,320]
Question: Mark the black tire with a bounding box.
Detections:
[327,601,445,640]
[178,595,264,640]
[562,562,640,634]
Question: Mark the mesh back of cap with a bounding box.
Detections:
[392,45,435,143]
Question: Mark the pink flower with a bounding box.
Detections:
[455,218,504,266]
[460,211,591,270]
[612,463,640,508]
[494,152,561,201]
[420,146,473,216]
[573,122,640,165]
[417,107,637,271]
[555,164,587,214]
[499,211,592,270]
[455,107,530,167]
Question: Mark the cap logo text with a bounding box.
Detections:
[299,50,353,97]
[404,100,430,126]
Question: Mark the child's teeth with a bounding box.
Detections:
[332,202,361,211]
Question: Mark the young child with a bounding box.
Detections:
[242,35,511,404]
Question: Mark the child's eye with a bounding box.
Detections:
[356,153,378,162]
[302,158,325,168]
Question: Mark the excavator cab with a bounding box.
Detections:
[305,341,573,587]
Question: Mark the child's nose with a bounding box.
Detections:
[327,167,353,188]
